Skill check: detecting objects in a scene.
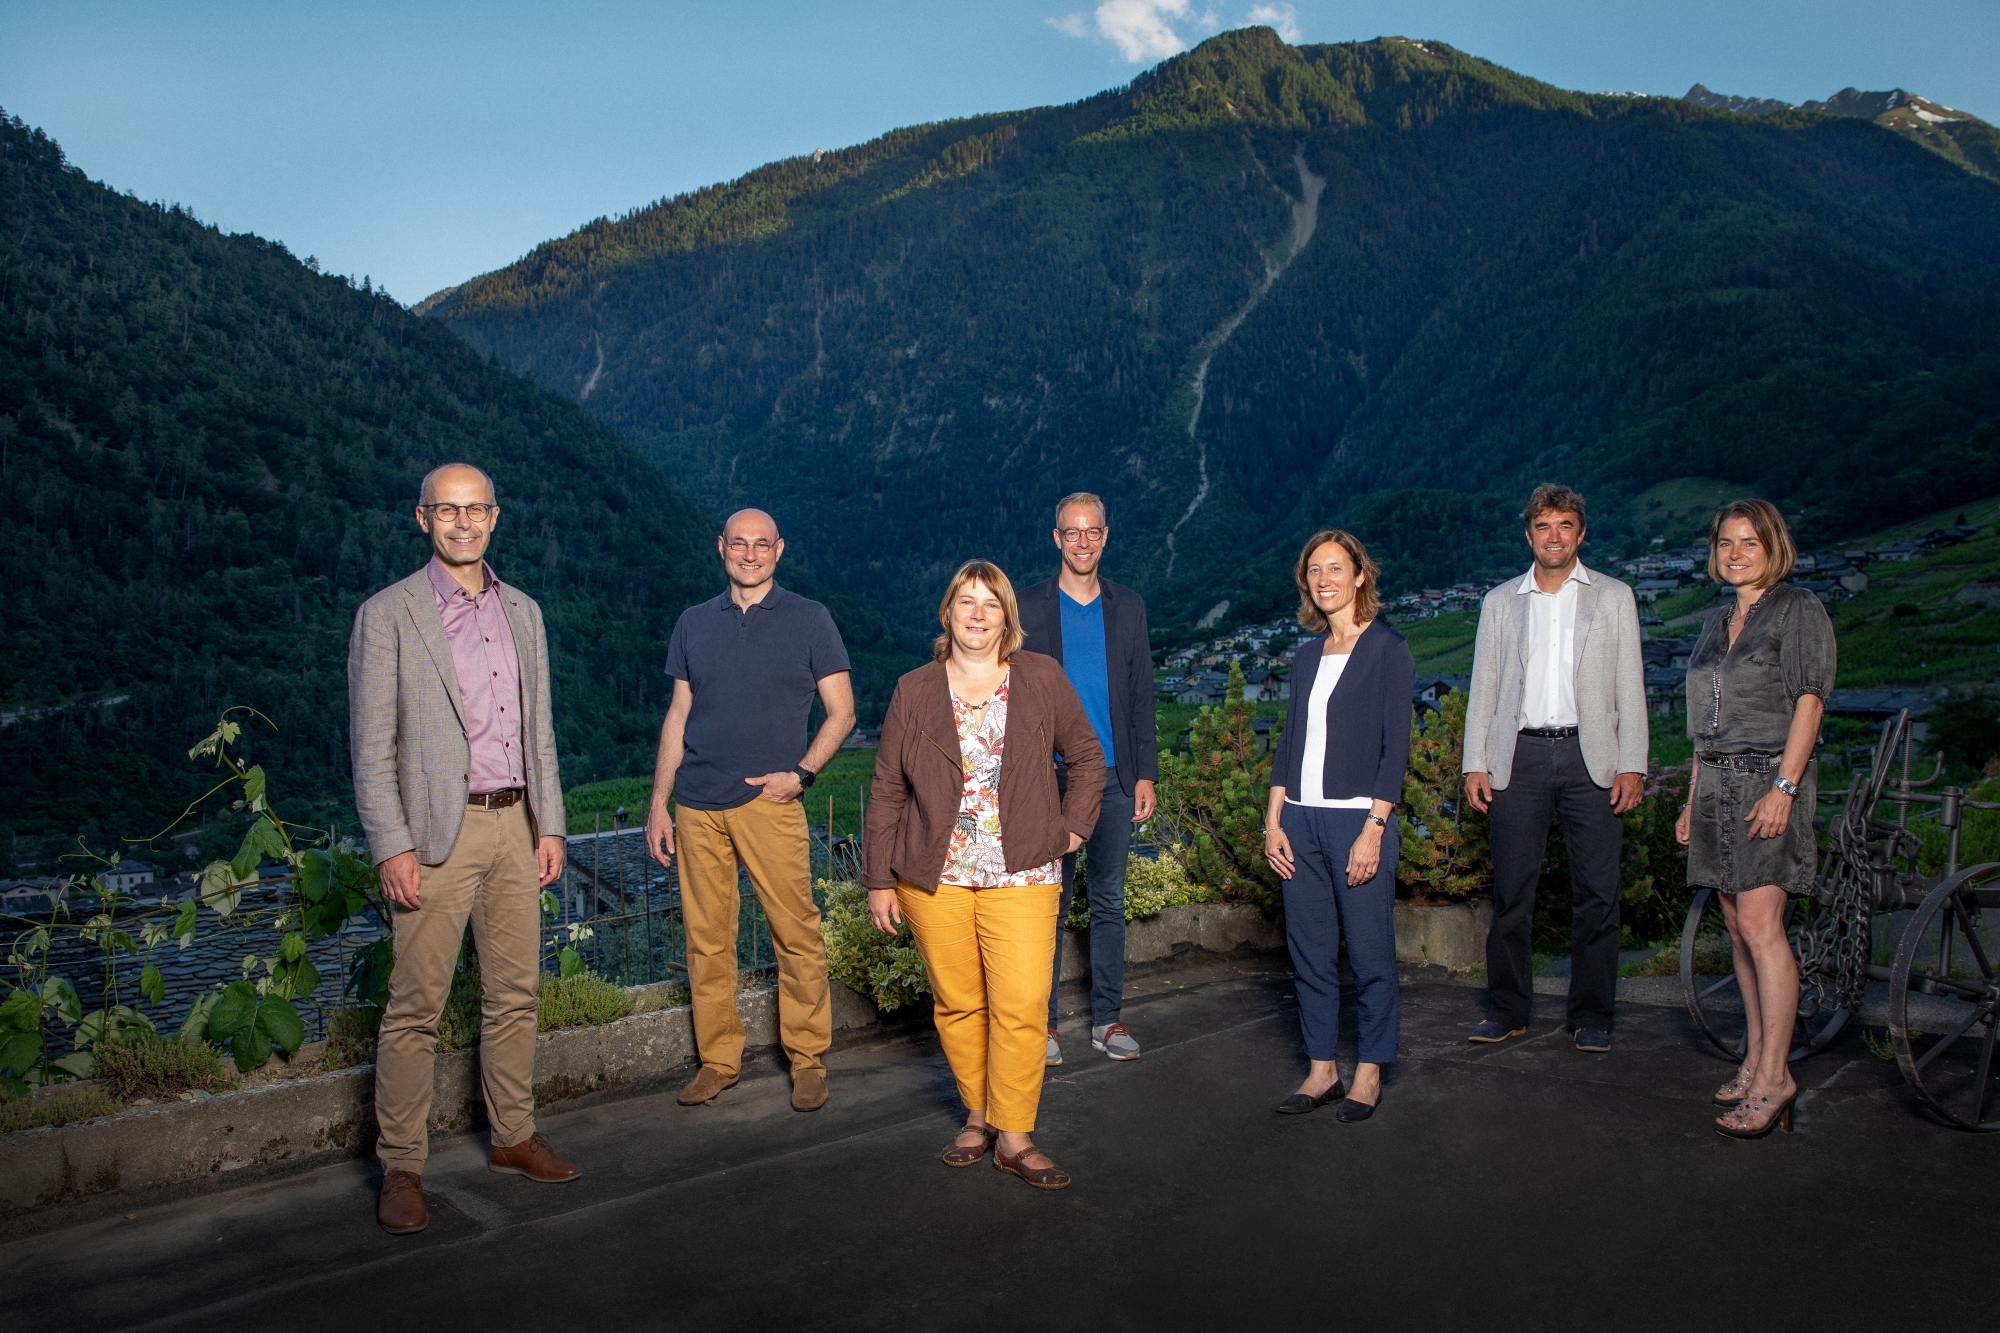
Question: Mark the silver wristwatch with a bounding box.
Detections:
[1771,775,1799,798]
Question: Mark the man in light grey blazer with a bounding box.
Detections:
[1462,483,1648,1054]
[348,462,579,1236]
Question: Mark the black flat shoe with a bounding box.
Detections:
[1335,1093,1380,1123]
[1275,1082,1344,1115]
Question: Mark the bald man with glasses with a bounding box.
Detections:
[645,508,856,1112]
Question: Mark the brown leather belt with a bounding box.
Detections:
[468,788,525,809]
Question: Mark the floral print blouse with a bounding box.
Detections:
[940,672,1062,888]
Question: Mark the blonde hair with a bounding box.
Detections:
[1294,529,1381,632]
[1707,499,1796,588]
[933,560,1027,662]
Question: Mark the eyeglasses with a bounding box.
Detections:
[724,538,778,555]
[1058,527,1107,545]
[423,503,495,523]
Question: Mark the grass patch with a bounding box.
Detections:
[1631,478,1741,547]
[538,970,637,1031]
[1396,609,1480,674]
[0,1085,124,1134]
[92,1033,232,1100]
[323,1006,382,1070]
[567,746,881,838]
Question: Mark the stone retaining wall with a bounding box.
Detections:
[1,900,1284,1211]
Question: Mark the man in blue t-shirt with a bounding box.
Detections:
[644,509,855,1112]
[1017,492,1159,1064]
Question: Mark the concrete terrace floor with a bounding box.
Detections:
[5,955,1996,1333]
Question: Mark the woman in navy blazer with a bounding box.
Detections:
[1264,529,1415,1121]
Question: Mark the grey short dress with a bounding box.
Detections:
[1684,583,1837,896]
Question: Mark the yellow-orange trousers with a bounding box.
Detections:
[896,878,1060,1133]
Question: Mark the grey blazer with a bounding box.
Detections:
[347,567,565,866]
[1461,565,1649,790]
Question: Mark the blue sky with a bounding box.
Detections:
[3,1,1994,305]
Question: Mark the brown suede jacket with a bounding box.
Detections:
[862,651,1105,892]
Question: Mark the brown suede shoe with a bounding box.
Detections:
[790,1068,829,1112]
[377,1169,428,1234]
[488,1132,582,1183]
[677,1066,739,1105]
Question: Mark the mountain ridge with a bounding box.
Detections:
[427,28,2000,642]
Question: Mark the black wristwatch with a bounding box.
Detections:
[793,765,818,789]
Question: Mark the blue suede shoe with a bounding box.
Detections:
[1468,1020,1526,1044]
[1574,1027,1611,1054]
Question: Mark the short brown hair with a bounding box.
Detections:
[1054,491,1107,527]
[1706,499,1796,588]
[933,560,1027,662]
[1523,483,1587,529]
[1294,529,1382,633]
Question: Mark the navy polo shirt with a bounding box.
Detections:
[664,583,850,810]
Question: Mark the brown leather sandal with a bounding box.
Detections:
[994,1145,1072,1191]
[941,1126,999,1167]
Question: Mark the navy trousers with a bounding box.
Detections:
[1050,783,1135,1027]
[1279,803,1401,1066]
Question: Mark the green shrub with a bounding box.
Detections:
[1153,665,1282,906]
[537,970,636,1031]
[1066,853,1215,928]
[323,1006,381,1070]
[0,1085,123,1134]
[92,1032,231,1099]
[1398,689,1492,901]
[819,879,930,1011]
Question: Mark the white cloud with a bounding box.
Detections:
[1049,2,1277,64]
[1246,3,1300,43]
[1096,0,1196,61]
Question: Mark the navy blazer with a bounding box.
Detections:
[1017,574,1159,797]
[1272,618,1417,806]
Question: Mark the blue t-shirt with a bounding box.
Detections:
[1058,590,1117,770]
[664,584,850,810]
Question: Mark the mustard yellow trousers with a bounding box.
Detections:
[897,878,1060,1133]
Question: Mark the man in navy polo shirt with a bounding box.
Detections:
[644,508,855,1111]
[1018,492,1159,1064]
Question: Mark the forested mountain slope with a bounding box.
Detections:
[427,29,2000,636]
[0,115,733,855]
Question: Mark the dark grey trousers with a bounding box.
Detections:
[1485,733,1623,1033]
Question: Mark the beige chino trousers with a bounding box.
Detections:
[676,798,830,1077]
[374,802,541,1172]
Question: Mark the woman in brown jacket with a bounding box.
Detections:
[865,559,1105,1190]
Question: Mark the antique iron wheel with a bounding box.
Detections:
[1888,863,2000,1132]
[1679,888,1850,1063]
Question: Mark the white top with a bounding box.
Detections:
[1288,652,1374,810]
[1515,564,1589,731]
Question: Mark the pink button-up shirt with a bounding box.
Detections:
[427,556,526,795]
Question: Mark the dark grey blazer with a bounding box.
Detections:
[1017,574,1159,797]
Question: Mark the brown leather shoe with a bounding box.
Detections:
[790,1068,829,1112]
[488,1132,582,1183]
[677,1065,739,1105]
[994,1145,1072,1191]
[377,1169,428,1234]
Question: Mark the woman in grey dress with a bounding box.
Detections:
[1676,499,1835,1139]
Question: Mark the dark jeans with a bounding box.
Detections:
[1280,804,1401,1065]
[1485,733,1623,1032]
[1049,782,1135,1028]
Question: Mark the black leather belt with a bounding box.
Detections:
[469,788,525,809]
[1519,726,1578,740]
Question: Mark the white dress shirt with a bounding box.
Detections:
[1515,564,1590,731]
